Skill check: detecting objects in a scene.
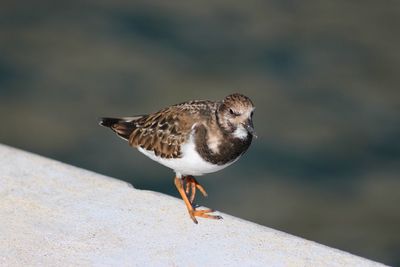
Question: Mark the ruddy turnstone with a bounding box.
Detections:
[99,93,255,224]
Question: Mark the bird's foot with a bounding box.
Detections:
[182,175,208,203]
[188,208,223,224]
[174,176,221,224]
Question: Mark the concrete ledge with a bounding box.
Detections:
[0,144,385,266]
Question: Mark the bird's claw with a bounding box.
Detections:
[183,175,208,203]
[189,209,223,224]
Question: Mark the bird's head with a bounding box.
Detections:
[217,93,256,139]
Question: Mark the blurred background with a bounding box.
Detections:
[1,0,399,265]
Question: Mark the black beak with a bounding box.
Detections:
[244,119,257,138]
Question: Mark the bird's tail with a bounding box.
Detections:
[99,116,143,141]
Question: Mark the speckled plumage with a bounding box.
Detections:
[100,93,255,223]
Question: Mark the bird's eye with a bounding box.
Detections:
[228,108,242,117]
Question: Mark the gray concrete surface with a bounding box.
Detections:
[0,144,386,266]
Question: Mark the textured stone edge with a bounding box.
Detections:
[0,143,388,267]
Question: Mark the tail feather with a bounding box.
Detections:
[99,117,142,141]
[99,117,122,128]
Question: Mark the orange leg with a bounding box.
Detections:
[182,175,208,203]
[174,176,222,224]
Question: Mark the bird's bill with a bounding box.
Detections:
[244,119,257,138]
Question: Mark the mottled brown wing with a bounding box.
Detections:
[128,102,211,159]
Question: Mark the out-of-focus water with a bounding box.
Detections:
[1,1,399,265]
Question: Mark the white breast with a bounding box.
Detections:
[137,133,238,178]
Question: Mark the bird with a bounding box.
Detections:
[99,93,255,224]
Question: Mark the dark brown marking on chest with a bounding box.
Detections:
[194,124,252,165]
